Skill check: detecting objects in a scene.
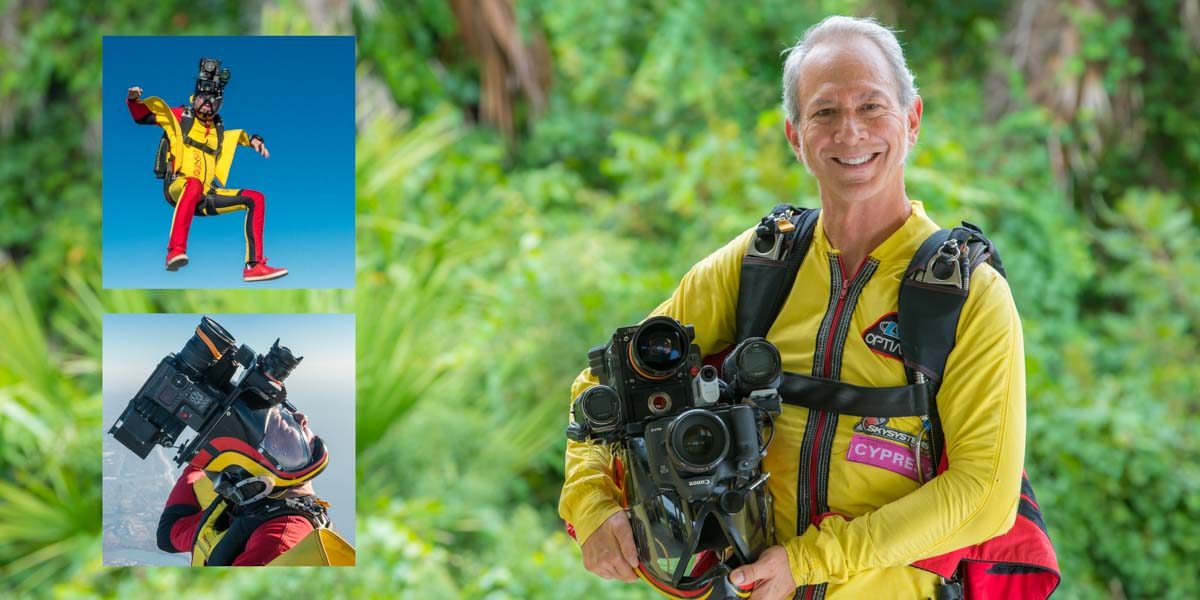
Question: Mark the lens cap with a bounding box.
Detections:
[719,490,746,515]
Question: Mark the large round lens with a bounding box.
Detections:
[579,386,620,427]
[668,410,729,473]
[630,317,689,380]
[736,339,781,386]
[262,339,301,382]
[179,316,236,374]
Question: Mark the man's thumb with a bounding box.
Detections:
[730,563,758,588]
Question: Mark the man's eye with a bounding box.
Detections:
[814,108,835,117]
[862,103,882,111]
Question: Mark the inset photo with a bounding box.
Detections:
[102,36,355,288]
[102,313,355,566]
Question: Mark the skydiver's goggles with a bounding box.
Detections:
[194,57,230,113]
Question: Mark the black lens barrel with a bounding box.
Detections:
[667,409,729,473]
[263,339,302,382]
[577,385,621,428]
[630,316,691,379]
[178,316,236,374]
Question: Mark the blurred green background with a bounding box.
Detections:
[1,0,1198,598]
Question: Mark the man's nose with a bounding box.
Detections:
[833,113,868,145]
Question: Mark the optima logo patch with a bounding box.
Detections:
[862,312,902,362]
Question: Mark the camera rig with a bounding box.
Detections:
[109,316,301,467]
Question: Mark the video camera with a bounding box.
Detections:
[108,316,302,466]
[567,316,782,444]
[566,318,783,595]
[195,57,231,96]
[566,316,784,490]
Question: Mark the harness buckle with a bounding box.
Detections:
[918,239,964,289]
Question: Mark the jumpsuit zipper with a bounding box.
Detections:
[799,253,873,600]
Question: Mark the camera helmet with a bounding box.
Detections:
[190,401,329,504]
[192,57,229,117]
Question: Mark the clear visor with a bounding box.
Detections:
[620,440,773,589]
[262,406,315,471]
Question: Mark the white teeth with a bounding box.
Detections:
[838,154,874,166]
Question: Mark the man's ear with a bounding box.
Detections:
[907,95,923,146]
[785,120,803,162]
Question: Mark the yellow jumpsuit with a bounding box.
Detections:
[560,201,1026,598]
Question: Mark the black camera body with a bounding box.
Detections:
[641,404,763,504]
[566,319,785,503]
[109,316,301,464]
[567,317,712,443]
[195,57,231,96]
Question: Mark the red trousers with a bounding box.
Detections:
[167,177,266,264]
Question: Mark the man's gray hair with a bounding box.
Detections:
[781,16,918,125]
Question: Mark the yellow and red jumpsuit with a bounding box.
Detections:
[560,201,1027,598]
[157,465,314,566]
[128,98,267,264]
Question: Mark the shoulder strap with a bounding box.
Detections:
[202,495,329,566]
[735,205,820,342]
[898,222,1005,467]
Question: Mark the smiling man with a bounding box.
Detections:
[561,15,1058,600]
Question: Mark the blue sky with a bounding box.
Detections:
[102,313,356,556]
[102,36,355,289]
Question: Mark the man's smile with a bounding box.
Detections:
[831,152,881,167]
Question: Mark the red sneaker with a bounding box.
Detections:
[166,251,189,271]
[243,259,288,282]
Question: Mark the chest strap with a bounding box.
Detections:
[778,372,931,417]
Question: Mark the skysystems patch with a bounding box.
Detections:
[862,311,902,362]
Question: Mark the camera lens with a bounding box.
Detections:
[262,339,302,382]
[577,385,620,428]
[667,410,729,473]
[735,339,782,387]
[219,68,231,82]
[202,59,216,72]
[179,317,236,374]
[629,317,689,380]
[753,233,777,255]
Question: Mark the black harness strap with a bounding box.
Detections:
[735,206,820,343]
[898,225,1002,468]
[735,206,934,416]
[155,107,225,178]
[735,208,1007,443]
[779,373,932,417]
[199,494,330,566]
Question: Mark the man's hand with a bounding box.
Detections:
[250,137,270,159]
[730,545,797,600]
[127,86,143,101]
[581,510,640,583]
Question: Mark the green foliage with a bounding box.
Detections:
[2,1,1198,598]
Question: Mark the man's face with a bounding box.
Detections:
[785,37,921,206]
[192,93,218,118]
